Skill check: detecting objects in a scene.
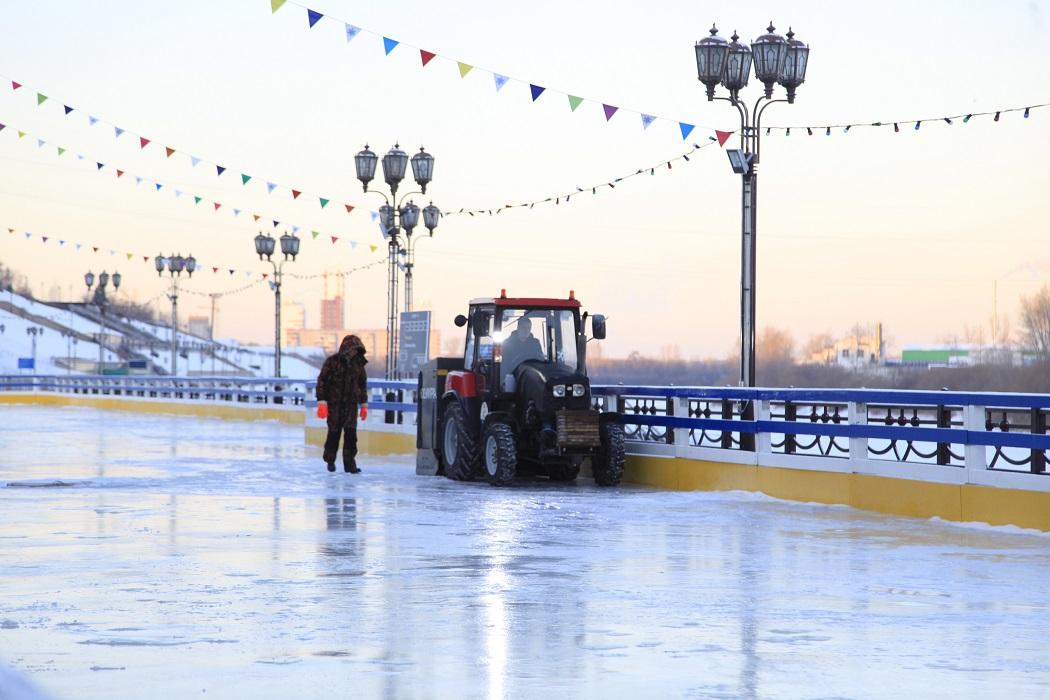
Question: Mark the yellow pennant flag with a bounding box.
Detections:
[457,62,473,78]
[369,244,377,253]
[270,0,287,12]
[126,252,133,260]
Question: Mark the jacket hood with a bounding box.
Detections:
[339,334,367,359]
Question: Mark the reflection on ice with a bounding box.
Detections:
[1,406,1050,699]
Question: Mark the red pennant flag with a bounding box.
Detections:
[92,246,98,253]
[116,169,124,178]
[715,130,733,147]
[212,266,218,273]
[420,50,436,67]
[214,202,221,210]
[291,189,301,199]
[143,256,149,262]
[165,147,175,158]
[139,137,150,149]
[262,273,269,279]
[330,236,339,244]
[344,204,354,213]
[11,81,21,90]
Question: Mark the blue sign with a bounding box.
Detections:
[17,357,34,370]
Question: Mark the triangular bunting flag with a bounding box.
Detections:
[319,197,329,208]
[530,84,545,101]
[216,165,226,176]
[190,156,201,167]
[92,246,98,252]
[25,233,31,239]
[11,81,21,90]
[193,196,202,204]
[135,176,143,185]
[88,116,99,125]
[241,174,252,185]
[212,267,218,273]
[175,190,183,198]
[143,255,149,262]
[76,243,82,250]
[229,269,234,275]
[331,236,339,244]
[214,202,221,210]
[715,129,733,147]
[679,122,695,140]
[307,9,323,27]
[457,62,474,78]
[383,37,399,55]
[252,214,261,222]
[57,147,66,156]
[494,74,509,91]
[344,204,354,213]
[603,104,619,121]
[155,183,162,191]
[63,105,74,115]
[0,123,5,131]
[266,182,277,193]
[36,139,45,148]
[420,50,436,67]
[126,253,133,260]
[345,24,360,42]
[41,236,48,243]
[36,93,47,105]
[370,211,379,221]
[139,137,150,149]
[262,273,269,279]
[369,245,377,253]
[272,220,280,228]
[350,241,357,249]
[270,0,286,12]
[17,131,25,138]
[641,114,656,129]
[60,240,65,246]
[291,189,301,199]
[96,162,104,170]
[568,95,583,112]
[311,230,320,239]
[116,169,124,178]
[233,208,241,216]
[165,146,175,157]
[114,126,125,137]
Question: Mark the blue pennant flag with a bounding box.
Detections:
[679,122,695,140]
[345,24,361,42]
[96,162,104,170]
[88,116,99,126]
[307,8,323,27]
[273,220,280,229]
[191,156,201,167]
[114,126,124,138]
[63,105,74,115]
[292,225,300,234]
[641,114,656,129]
[530,84,545,101]
[266,182,277,194]
[175,190,183,198]
[36,139,45,148]
[216,165,226,176]
[155,183,162,191]
[233,208,241,217]
[135,176,143,185]
[383,37,399,55]
[493,74,509,91]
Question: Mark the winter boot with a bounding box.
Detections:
[344,455,360,474]
[326,462,336,473]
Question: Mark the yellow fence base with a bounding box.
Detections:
[305,426,415,456]
[0,392,303,425]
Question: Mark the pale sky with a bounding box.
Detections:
[1,0,1048,358]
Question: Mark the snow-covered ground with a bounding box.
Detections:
[2,406,1049,699]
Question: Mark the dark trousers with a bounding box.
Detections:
[323,406,358,467]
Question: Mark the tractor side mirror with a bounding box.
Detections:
[471,311,491,337]
[454,314,468,327]
[592,314,607,340]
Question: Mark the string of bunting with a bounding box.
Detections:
[5,221,387,289]
[0,117,383,252]
[446,136,726,217]
[765,102,1047,134]
[2,74,359,216]
[268,0,720,142]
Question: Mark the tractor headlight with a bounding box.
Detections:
[552,385,566,398]
[572,384,585,397]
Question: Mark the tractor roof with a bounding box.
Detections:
[470,294,581,309]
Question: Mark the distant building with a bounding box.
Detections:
[280,300,305,345]
[807,323,885,368]
[320,271,346,330]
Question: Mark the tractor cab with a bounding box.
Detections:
[416,291,623,487]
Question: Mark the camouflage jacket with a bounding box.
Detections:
[316,335,368,417]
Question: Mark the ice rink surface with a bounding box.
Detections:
[1,406,1049,699]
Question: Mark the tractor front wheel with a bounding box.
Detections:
[482,422,517,487]
[594,422,625,486]
[442,402,478,481]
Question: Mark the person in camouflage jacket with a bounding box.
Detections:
[316,334,368,473]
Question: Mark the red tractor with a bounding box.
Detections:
[416,291,624,486]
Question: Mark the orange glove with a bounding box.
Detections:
[316,401,328,419]
[359,404,368,420]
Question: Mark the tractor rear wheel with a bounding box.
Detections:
[482,422,517,486]
[441,402,478,481]
[594,422,625,486]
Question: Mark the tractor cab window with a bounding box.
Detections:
[497,309,578,381]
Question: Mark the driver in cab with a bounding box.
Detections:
[500,316,544,373]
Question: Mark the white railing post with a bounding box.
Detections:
[848,401,867,464]
[756,399,771,455]
[673,396,689,456]
[964,404,986,484]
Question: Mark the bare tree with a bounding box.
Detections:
[802,332,834,364]
[757,327,795,366]
[1019,285,1050,358]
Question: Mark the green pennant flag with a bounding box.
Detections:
[271,0,287,12]
[241,174,252,185]
[57,146,66,156]
[311,230,320,239]
[193,195,202,204]
[568,95,583,112]
[319,197,329,208]
[36,93,48,105]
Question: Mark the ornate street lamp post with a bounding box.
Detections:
[25,326,43,373]
[155,253,195,376]
[695,22,809,390]
[254,231,300,378]
[85,269,121,375]
[355,144,441,378]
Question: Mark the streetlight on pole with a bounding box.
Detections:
[25,326,43,372]
[355,144,441,378]
[695,22,810,390]
[84,269,121,375]
[254,231,300,378]
[155,253,196,376]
